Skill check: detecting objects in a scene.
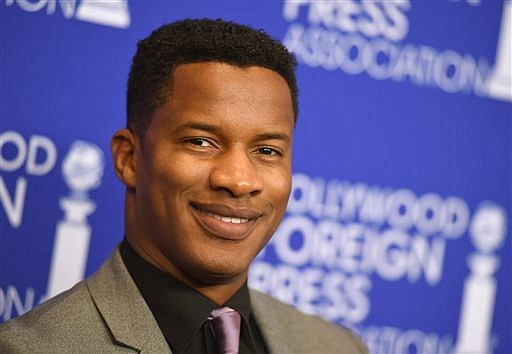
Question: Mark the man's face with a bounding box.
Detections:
[130,62,294,287]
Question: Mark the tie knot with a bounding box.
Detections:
[208,307,241,354]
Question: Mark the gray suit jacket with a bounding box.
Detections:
[0,248,367,353]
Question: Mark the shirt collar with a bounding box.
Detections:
[120,239,253,352]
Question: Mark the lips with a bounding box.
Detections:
[190,202,261,240]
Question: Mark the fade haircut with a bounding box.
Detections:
[126,18,298,137]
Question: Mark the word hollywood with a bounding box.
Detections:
[0,131,57,228]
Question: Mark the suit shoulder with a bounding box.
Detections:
[250,289,368,354]
[0,281,118,353]
[1,281,90,327]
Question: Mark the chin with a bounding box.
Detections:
[194,257,250,285]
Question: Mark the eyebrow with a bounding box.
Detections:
[254,133,291,144]
[175,122,291,143]
[174,122,220,134]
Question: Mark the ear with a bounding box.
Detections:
[111,128,139,188]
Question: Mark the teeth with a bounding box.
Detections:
[202,209,249,224]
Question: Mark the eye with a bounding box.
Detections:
[187,138,214,148]
[257,147,281,156]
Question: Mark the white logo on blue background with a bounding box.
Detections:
[62,140,105,199]
[5,0,131,29]
[47,140,105,299]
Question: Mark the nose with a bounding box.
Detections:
[209,147,264,198]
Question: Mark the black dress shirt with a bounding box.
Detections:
[120,239,268,354]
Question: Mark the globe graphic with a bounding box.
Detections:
[62,141,105,192]
[470,203,507,254]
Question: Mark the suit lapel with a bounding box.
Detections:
[86,247,171,353]
[250,290,299,354]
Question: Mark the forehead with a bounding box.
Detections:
[151,62,294,133]
[171,62,291,102]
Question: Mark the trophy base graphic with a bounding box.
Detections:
[453,255,498,354]
[46,198,95,299]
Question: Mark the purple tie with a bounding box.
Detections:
[208,307,241,354]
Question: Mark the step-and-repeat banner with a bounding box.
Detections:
[2,1,510,353]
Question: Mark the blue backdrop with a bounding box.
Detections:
[1,1,511,354]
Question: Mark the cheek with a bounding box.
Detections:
[175,163,213,201]
[154,153,209,189]
[265,168,292,214]
[137,152,199,219]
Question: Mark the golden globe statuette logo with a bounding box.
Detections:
[486,1,511,102]
[46,141,104,299]
[454,203,508,354]
[75,0,130,29]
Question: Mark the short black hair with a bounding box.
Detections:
[126,18,298,137]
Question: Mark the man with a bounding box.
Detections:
[0,19,367,353]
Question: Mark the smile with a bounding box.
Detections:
[197,208,249,224]
[190,202,261,240]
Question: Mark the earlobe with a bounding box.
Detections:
[111,128,138,188]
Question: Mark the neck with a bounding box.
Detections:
[194,278,247,305]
